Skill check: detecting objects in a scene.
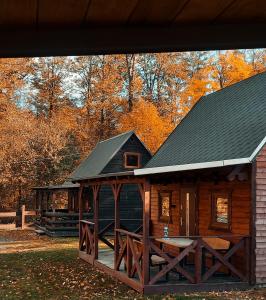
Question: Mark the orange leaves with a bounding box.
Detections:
[210,51,254,89]
[119,99,174,153]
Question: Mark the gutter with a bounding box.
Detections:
[134,136,266,176]
[134,158,251,176]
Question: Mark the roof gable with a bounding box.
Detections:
[139,72,266,172]
[70,131,151,181]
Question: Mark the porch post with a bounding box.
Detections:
[142,178,151,286]
[78,182,84,243]
[112,182,122,270]
[92,184,100,260]
[67,190,72,212]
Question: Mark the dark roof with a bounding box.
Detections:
[33,181,79,190]
[142,72,266,171]
[70,131,143,181]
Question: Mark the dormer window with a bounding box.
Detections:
[124,152,141,168]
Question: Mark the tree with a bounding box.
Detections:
[119,99,174,153]
[28,57,67,118]
[209,50,253,90]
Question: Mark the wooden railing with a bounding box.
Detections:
[79,220,96,258]
[113,232,251,286]
[0,205,36,229]
[37,211,92,235]
[148,235,251,285]
[115,229,144,282]
[99,219,143,250]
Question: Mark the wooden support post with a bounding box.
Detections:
[67,190,72,212]
[92,184,100,260]
[142,179,150,285]
[21,205,25,229]
[250,161,256,285]
[195,238,202,284]
[127,235,132,277]
[112,183,122,270]
[78,183,84,247]
[245,237,251,282]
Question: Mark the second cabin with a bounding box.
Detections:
[70,131,152,248]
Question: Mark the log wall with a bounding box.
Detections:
[150,179,251,237]
[255,143,266,284]
[198,180,251,236]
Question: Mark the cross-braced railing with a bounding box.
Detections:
[149,235,251,285]
[113,232,251,286]
[115,229,144,282]
[79,220,95,257]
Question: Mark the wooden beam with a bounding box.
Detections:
[142,179,151,285]
[112,182,122,270]
[78,183,84,242]
[250,162,257,285]
[0,23,265,58]
[92,184,100,259]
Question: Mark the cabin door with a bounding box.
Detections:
[180,188,197,236]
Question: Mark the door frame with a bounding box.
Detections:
[179,186,199,236]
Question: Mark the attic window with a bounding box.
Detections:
[124,152,140,168]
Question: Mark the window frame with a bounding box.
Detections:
[158,191,172,223]
[124,152,141,169]
[209,190,232,231]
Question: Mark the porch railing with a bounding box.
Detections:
[115,229,144,282]
[79,220,95,257]
[36,211,92,234]
[114,230,251,286]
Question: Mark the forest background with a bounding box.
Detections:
[0,49,265,209]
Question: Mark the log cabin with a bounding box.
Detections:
[70,131,152,249]
[34,131,151,237]
[76,72,266,294]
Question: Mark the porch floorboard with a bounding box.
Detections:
[97,249,243,285]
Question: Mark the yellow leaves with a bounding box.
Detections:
[119,99,174,153]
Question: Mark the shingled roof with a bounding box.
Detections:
[70,131,150,181]
[135,71,266,175]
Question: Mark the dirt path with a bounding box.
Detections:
[0,229,78,254]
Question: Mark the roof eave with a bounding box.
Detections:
[71,171,135,182]
[134,157,251,176]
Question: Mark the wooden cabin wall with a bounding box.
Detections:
[198,179,251,236]
[150,178,251,237]
[101,135,151,174]
[91,184,143,232]
[150,183,180,237]
[255,143,266,284]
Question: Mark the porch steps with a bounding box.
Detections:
[35,229,45,235]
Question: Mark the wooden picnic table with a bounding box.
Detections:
[155,237,193,248]
[155,237,231,276]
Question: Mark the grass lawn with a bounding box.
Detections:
[0,230,265,300]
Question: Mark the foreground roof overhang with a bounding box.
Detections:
[135,136,266,176]
[0,0,266,57]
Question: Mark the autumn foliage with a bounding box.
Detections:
[0,50,265,208]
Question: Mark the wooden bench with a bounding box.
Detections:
[202,237,231,275]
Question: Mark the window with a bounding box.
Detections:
[124,152,140,168]
[159,191,172,223]
[210,191,231,231]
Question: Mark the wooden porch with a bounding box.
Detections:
[79,220,251,294]
[78,170,253,294]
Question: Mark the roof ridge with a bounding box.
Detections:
[99,130,134,143]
